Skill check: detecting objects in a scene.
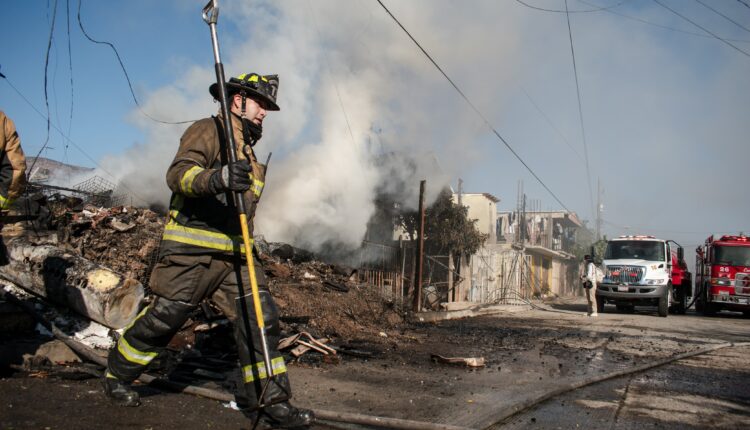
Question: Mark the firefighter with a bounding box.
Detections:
[582,254,598,317]
[103,73,314,429]
[0,110,27,265]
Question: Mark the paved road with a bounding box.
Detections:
[1,297,747,429]
[488,301,750,430]
[282,297,750,429]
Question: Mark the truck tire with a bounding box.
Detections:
[658,289,669,317]
[596,296,605,314]
[672,284,687,315]
[703,303,717,316]
[701,285,717,316]
[695,282,707,312]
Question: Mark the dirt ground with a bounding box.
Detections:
[2,294,749,430]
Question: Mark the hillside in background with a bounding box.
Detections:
[27,157,94,184]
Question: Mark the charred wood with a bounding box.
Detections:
[0,235,144,329]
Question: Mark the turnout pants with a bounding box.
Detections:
[107,253,291,410]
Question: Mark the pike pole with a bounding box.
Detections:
[202,0,276,404]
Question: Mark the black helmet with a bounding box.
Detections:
[209,73,280,111]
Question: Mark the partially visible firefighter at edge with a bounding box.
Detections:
[0,110,27,265]
[103,73,314,429]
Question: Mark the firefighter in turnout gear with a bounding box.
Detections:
[104,73,314,428]
[0,110,27,265]
[0,110,27,212]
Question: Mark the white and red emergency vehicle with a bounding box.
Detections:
[597,235,691,317]
[695,234,750,316]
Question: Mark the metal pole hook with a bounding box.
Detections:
[202,0,219,25]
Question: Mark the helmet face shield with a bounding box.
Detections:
[209,73,280,111]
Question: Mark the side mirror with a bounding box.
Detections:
[677,246,684,262]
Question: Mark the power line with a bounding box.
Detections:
[602,219,746,235]
[520,88,585,163]
[738,0,750,11]
[76,0,196,125]
[514,0,629,13]
[564,0,596,222]
[694,0,750,34]
[653,0,750,58]
[28,0,59,180]
[579,0,750,43]
[306,0,357,148]
[375,0,572,212]
[65,0,74,165]
[1,75,150,205]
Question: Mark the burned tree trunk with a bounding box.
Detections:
[0,235,144,329]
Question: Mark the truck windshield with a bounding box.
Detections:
[605,241,665,261]
[714,246,750,267]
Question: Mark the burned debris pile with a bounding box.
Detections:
[56,204,165,286]
[1,200,410,381]
[261,252,406,342]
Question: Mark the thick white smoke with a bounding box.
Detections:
[91,0,520,251]
[43,0,750,258]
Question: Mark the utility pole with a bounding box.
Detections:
[457,178,463,207]
[521,193,527,243]
[413,180,426,312]
[596,178,603,242]
[451,178,463,302]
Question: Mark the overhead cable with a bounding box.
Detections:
[306,0,357,148]
[738,0,750,10]
[65,0,74,165]
[578,0,750,43]
[28,0,59,180]
[564,0,596,221]
[375,0,572,212]
[1,75,149,205]
[521,88,585,163]
[694,0,750,34]
[602,219,746,235]
[76,0,196,125]
[653,0,750,58]
[514,0,629,14]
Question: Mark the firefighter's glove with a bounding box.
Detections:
[210,160,252,193]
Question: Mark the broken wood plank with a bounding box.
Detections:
[290,336,334,357]
[0,235,144,329]
[430,354,486,368]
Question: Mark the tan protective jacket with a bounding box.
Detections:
[160,113,266,257]
[0,110,27,209]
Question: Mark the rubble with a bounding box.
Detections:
[0,199,411,396]
[0,234,145,329]
[279,332,337,357]
[56,205,164,285]
[430,354,486,368]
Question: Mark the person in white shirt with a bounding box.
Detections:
[581,254,598,316]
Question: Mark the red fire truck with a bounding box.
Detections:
[695,235,750,316]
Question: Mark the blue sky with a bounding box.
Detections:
[1,0,205,165]
[1,0,749,252]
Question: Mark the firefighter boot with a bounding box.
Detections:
[102,373,140,407]
[259,402,315,429]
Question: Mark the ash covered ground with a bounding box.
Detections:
[1,206,749,429]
